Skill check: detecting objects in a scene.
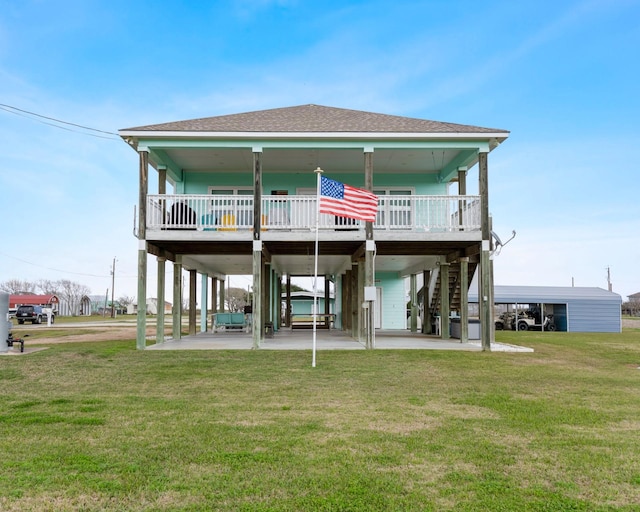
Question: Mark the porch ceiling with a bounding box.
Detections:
[153,147,466,175]
[150,240,479,279]
[183,253,432,279]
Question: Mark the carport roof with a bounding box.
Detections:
[470,286,622,304]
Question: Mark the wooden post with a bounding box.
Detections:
[324,275,331,323]
[285,275,291,327]
[172,257,182,340]
[357,261,365,342]
[219,279,225,313]
[364,151,375,346]
[211,278,218,314]
[253,151,262,240]
[489,216,496,344]
[479,151,491,350]
[422,270,432,334]
[156,168,166,345]
[410,274,418,333]
[200,273,208,333]
[188,270,197,336]
[344,269,352,332]
[277,272,283,330]
[252,242,262,349]
[458,167,467,230]
[460,257,469,343]
[136,150,148,350]
[156,257,165,344]
[335,274,342,330]
[364,151,374,241]
[440,263,450,339]
[353,264,359,337]
[365,243,375,348]
[263,262,270,334]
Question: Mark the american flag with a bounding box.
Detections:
[319,176,378,222]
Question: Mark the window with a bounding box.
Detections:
[208,187,253,228]
[373,189,413,229]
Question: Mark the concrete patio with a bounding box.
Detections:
[146,328,533,352]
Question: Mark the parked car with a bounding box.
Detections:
[15,305,54,325]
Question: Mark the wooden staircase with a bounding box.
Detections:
[427,261,478,316]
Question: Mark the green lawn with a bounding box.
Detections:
[1,329,639,511]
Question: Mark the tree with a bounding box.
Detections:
[36,279,60,295]
[118,295,135,309]
[0,279,37,294]
[226,287,250,312]
[57,279,91,316]
[622,301,640,317]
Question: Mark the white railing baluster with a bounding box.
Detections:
[147,194,481,232]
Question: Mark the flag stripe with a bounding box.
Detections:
[319,176,378,222]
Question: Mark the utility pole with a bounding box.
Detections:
[606,266,612,292]
[111,257,117,318]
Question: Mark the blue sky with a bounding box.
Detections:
[1,0,639,301]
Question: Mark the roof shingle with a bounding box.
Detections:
[122,104,508,134]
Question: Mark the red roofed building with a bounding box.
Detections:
[10,294,60,312]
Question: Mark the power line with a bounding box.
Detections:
[0,250,136,279]
[0,103,121,140]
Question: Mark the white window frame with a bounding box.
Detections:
[373,188,415,229]
[208,187,254,227]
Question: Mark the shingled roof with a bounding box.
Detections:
[122,104,508,135]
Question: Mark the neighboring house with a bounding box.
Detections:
[87,295,108,315]
[85,295,128,316]
[10,294,93,317]
[119,104,509,349]
[58,295,92,316]
[628,292,640,302]
[10,294,60,314]
[284,291,335,316]
[282,290,336,329]
[129,298,172,316]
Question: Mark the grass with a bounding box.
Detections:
[1,329,639,511]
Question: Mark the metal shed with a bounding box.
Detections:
[470,286,622,333]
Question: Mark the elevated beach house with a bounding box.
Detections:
[119,105,509,350]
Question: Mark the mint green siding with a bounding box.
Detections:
[376,272,406,329]
[182,172,446,196]
[290,298,332,315]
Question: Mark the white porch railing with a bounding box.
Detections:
[146,194,481,232]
